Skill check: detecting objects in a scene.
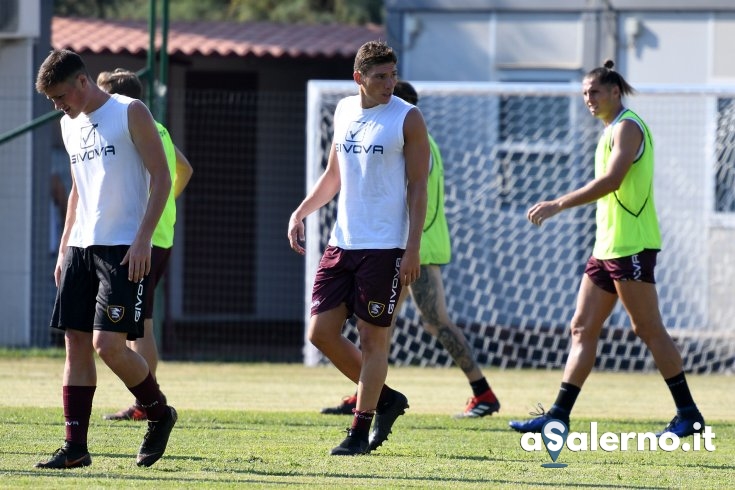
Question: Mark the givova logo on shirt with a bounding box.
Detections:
[345,120,367,142]
[336,120,383,154]
[71,123,115,163]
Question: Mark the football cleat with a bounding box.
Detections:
[455,391,501,418]
[103,403,147,421]
[509,404,569,433]
[35,443,92,469]
[368,390,409,452]
[330,429,370,456]
[320,394,357,415]
[136,406,177,467]
[656,410,705,438]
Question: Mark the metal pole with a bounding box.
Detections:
[147,0,157,111]
[0,110,62,146]
[158,0,170,125]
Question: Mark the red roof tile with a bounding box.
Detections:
[52,16,385,59]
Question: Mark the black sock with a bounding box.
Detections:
[469,377,493,399]
[550,382,581,415]
[64,440,89,454]
[665,372,697,412]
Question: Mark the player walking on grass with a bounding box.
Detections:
[509,60,705,437]
[34,49,177,469]
[288,41,429,455]
[96,69,193,423]
[321,81,500,419]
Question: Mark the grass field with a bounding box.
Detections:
[1,352,733,488]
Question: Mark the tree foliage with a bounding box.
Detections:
[53,0,384,25]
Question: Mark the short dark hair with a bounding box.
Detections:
[585,59,636,96]
[393,80,418,105]
[97,68,143,99]
[35,49,88,93]
[353,40,397,75]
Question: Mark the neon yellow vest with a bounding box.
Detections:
[592,109,661,259]
[420,134,451,265]
[152,122,177,248]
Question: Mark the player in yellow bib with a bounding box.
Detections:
[96,69,193,422]
[509,60,704,438]
[321,81,501,419]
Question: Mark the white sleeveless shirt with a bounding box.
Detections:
[329,95,413,249]
[61,93,150,247]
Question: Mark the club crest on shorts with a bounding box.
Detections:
[368,301,385,318]
[107,306,125,323]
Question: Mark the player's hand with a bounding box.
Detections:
[53,249,65,288]
[288,213,306,255]
[399,249,421,286]
[527,200,561,227]
[121,238,151,282]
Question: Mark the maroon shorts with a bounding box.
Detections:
[311,245,404,327]
[142,246,172,319]
[584,249,658,294]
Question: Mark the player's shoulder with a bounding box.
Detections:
[337,94,360,108]
[390,95,415,109]
[107,92,136,106]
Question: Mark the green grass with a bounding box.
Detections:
[1,357,733,488]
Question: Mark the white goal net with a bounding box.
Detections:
[304,80,735,373]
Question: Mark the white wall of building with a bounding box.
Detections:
[387,1,735,85]
[0,38,35,345]
[0,0,42,346]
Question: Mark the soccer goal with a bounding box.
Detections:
[303,80,735,373]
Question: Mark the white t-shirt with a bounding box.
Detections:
[61,93,149,247]
[329,94,413,249]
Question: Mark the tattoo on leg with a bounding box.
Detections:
[410,272,440,325]
[411,266,478,374]
[436,327,478,374]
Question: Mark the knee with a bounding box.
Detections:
[65,330,93,356]
[92,335,123,363]
[631,322,666,344]
[568,318,598,345]
[306,325,320,347]
[356,323,389,354]
[307,322,332,349]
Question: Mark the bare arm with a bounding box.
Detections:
[173,145,193,198]
[287,143,342,255]
[527,119,643,225]
[400,107,430,285]
[54,174,78,287]
[124,99,172,281]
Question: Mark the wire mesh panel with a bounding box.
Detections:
[304,81,735,373]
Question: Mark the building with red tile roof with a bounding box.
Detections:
[52,16,384,59]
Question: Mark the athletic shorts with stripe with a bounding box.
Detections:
[142,245,172,319]
[50,245,145,340]
[584,248,658,294]
[311,245,404,327]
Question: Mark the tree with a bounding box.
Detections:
[227,0,383,24]
[54,0,121,18]
[53,0,384,25]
